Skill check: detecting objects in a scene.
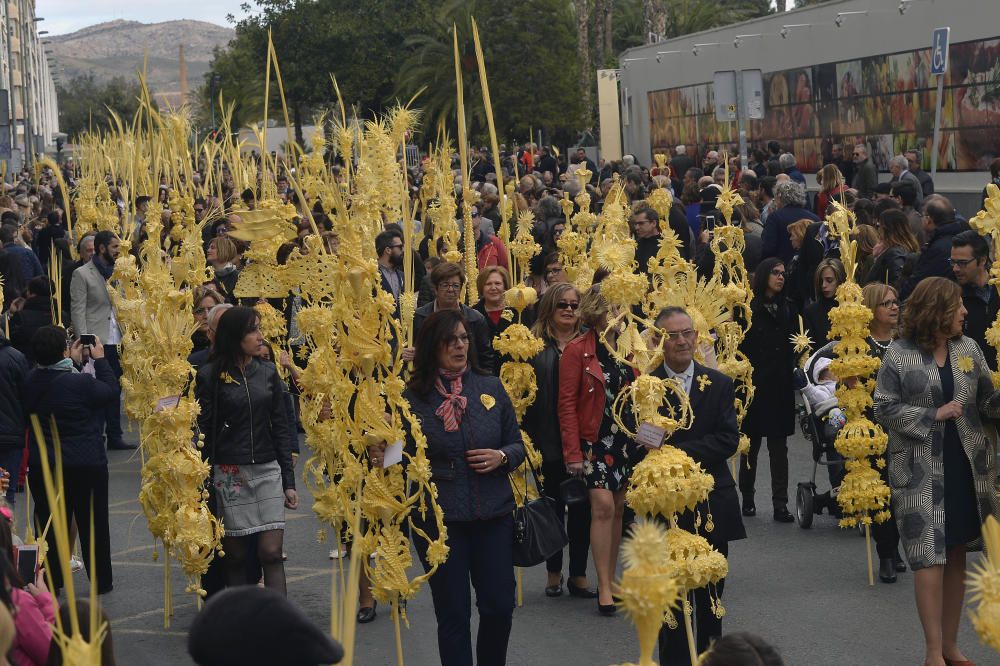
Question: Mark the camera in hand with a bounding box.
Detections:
[79,334,96,346]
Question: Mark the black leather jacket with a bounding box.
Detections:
[195,358,296,490]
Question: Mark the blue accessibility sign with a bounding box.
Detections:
[931,27,950,76]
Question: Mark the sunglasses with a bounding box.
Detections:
[556,301,579,310]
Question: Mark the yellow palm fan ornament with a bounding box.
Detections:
[612,520,684,666]
[969,183,1000,387]
[825,200,891,586]
[29,416,109,664]
[968,515,1000,653]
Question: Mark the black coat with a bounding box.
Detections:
[962,283,1000,371]
[653,363,746,545]
[900,221,964,301]
[522,337,563,464]
[0,337,28,450]
[9,298,54,365]
[195,358,297,490]
[739,298,796,438]
[803,296,836,350]
[795,222,840,306]
[22,359,116,466]
[865,245,910,289]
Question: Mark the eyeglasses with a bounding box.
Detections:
[664,329,697,342]
[770,269,786,277]
[444,334,470,347]
[438,282,462,292]
[545,267,564,276]
[389,244,404,250]
[948,258,976,267]
[878,299,900,309]
[555,301,579,310]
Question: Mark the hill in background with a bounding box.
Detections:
[48,19,234,107]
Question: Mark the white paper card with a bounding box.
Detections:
[382,440,404,467]
[636,422,667,449]
[156,395,180,412]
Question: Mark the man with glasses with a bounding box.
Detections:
[650,307,745,665]
[375,228,406,308]
[851,144,878,199]
[405,262,495,373]
[951,230,998,369]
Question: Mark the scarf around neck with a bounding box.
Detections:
[42,358,78,373]
[434,366,469,432]
[92,254,114,281]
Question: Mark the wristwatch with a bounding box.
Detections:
[498,451,508,468]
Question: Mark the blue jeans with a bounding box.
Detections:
[413,514,515,666]
[0,447,21,506]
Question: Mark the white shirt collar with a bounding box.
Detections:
[664,360,695,380]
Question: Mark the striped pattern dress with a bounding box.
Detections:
[873,336,1000,570]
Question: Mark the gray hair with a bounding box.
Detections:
[481,182,499,196]
[855,144,868,158]
[622,154,636,167]
[712,166,727,179]
[890,155,908,170]
[778,152,797,170]
[655,306,691,326]
[775,180,806,207]
[207,303,233,332]
[675,145,687,155]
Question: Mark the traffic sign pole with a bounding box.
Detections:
[930,27,950,177]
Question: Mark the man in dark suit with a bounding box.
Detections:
[951,230,999,370]
[651,306,746,666]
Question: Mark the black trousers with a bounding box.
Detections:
[658,541,729,666]
[30,465,112,593]
[540,460,591,578]
[414,514,515,666]
[738,436,789,507]
[102,345,124,444]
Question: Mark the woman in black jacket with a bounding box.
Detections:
[865,209,920,290]
[738,257,797,523]
[195,306,298,594]
[523,283,593,599]
[802,257,846,349]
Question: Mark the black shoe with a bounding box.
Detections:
[598,602,617,616]
[108,440,137,450]
[567,580,598,599]
[773,506,794,523]
[879,558,897,583]
[545,576,563,597]
[97,585,114,595]
[357,601,377,624]
[893,550,907,573]
[742,500,756,517]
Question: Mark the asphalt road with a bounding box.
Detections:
[22,426,995,666]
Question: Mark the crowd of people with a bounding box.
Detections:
[0,135,996,666]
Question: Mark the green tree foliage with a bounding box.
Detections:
[56,74,153,139]
[394,0,585,144]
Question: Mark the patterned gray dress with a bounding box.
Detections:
[873,336,1000,570]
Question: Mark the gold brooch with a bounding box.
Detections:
[480,394,496,410]
[697,374,712,392]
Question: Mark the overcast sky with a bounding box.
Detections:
[37,1,248,36]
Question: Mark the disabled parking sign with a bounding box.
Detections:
[931,27,950,76]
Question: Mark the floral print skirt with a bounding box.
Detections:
[580,421,640,492]
[213,460,285,537]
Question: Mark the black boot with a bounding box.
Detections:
[742,496,756,517]
[879,558,897,583]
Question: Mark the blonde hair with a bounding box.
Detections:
[532,283,582,341]
[817,163,843,191]
[209,236,238,265]
[577,286,609,329]
[788,219,812,248]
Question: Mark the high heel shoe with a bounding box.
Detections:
[545,575,563,597]
[567,580,598,598]
[878,558,897,584]
[357,601,377,624]
[598,601,617,616]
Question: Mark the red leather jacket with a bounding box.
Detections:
[557,330,607,464]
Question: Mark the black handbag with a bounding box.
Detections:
[511,460,568,568]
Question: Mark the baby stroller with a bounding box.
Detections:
[792,353,846,529]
